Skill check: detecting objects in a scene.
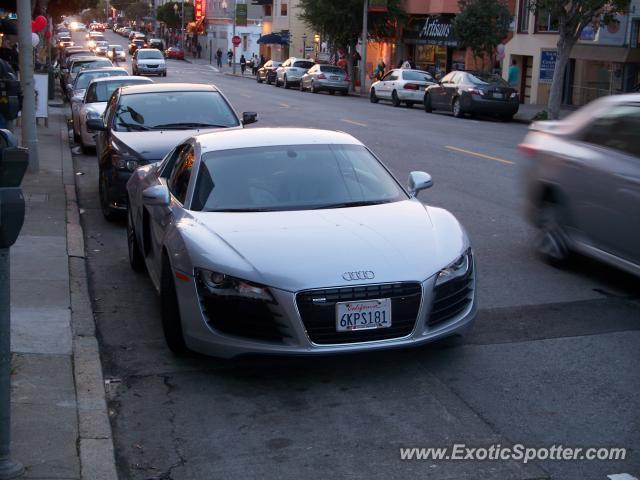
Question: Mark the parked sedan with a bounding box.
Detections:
[370,69,436,107]
[132,48,166,76]
[165,47,185,60]
[94,40,110,56]
[68,57,112,84]
[520,93,640,275]
[126,128,476,357]
[300,64,349,95]
[423,71,519,120]
[88,83,257,219]
[275,57,315,88]
[256,60,281,84]
[76,76,153,153]
[107,44,126,62]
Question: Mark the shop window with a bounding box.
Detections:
[280,2,288,16]
[264,4,272,16]
[581,105,640,157]
[535,9,559,32]
[518,0,530,33]
[631,20,640,48]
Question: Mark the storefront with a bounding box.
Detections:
[402,15,465,76]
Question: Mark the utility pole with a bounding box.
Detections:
[18,0,39,172]
[232,0,237,75]
[360,0,368,97]
[182,0,185,51]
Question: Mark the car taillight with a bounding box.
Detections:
[345,75,350,81]
[518,143,537,158]
[317,73,326,79]
[467,87,485,96]
[404,83,419,90]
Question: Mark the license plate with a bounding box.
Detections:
[336,298,392,332]
[331,75,340,80]
[492,92,503,99]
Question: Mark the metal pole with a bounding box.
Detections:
[181,0,185,51]
[360,0,368,96]
[232,0,236,75]
[0,249,24,479]
[18,0,39,172]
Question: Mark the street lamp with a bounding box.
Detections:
[173,3,178,46]
[302,33,307,58]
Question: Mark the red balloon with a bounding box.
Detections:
[45,31,53,39]
[34,15,47,32]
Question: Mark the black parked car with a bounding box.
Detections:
[423,71,519,121]
[256,60,282,85]
[87,83,258,220]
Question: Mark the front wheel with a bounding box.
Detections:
[423,93,433,113]
[99,169,118,222]
[391,90,401,107]
[369,88,379,103]
[452,97,464,118]
[256,74,262,83]
[127,204,145,272]
[536,201,571,267]
[161,254,188,355]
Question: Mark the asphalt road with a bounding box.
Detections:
[70,31,640,480]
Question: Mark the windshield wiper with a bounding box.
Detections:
[310,200,393,210]
[115,120,149,131]
[150,122,229,129]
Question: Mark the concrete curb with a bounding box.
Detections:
[61,115,119,480]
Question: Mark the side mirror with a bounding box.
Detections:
[408,171,433,196]
[142,185,170,207]
[242,112,258,126]
[86,118,106,131]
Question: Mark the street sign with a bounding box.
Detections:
[235,4,247,27]
[305,46,314,52]
[232,35,241,47]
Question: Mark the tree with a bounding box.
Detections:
[527,0,627,119]
[125,1,150,23]
[453,0,511,71]
[157,1,193,29]
[297,0,406,90]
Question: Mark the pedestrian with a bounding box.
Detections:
[227,49,233,67]
[508,59,520,90]
[251,54,259,75]
[216,48,223,68]
[112,47,119,66]
[197,43,202,59]
[240,54,246,75]
[260,54,265,67]
[374,59,386,81]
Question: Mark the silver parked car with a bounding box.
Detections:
[521,93,640,276]
[126,128,476,357]
[370,69,436,107]
[275,57,315,89]
[75,76,153,153]
[300,64,349,95]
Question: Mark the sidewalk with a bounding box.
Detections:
[9,101,117,478]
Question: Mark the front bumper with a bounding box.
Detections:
[174,265,477,358]
[137,64,166,75]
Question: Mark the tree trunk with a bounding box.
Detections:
[347,42,356,93]
[548,32,575,120]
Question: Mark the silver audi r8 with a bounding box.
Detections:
[126,128,476,357]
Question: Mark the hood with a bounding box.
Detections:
[112,126,227,162]
[137,57,165,64]
[183,200,469,292]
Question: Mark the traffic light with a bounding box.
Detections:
[0,129,28,248]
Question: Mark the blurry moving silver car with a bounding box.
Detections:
[126,128,476,357]
[370,69,436,107]
[76,76,153,152]
[300,64,349,95]
[521,93,640,276]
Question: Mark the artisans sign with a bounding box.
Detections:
[404,15,458,47]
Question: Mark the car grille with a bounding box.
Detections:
[146,64,158,68]
[197,286,289,343]
[428,263,474,327]
[296,283,422,345]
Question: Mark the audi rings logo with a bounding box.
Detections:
[342,270,375,281]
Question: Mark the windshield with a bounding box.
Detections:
[403,70,434,82]
[467,72,509,86]
[76,70,125,89]
[320,66,345,74]
[72,60,102,73]
[86,79,150,103]
[137,50,163,60]
[114,91,239,131]
[293,61,314,69]
[191,144,407,212]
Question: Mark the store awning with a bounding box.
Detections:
[257,33,289,45]
[571,44,640,63]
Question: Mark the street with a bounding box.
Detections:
[70,31,639,480]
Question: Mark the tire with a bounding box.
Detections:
[329,90,335,95]
[283,75,289,89]
[299,81,305,92]
[80,140,91,155]
[452,97,464,118]
[163,71,167,77]
[423,93,433,113]
[405,101,414,108]
[369,88,379,103]
[502,114,514,122]
[127,204,145,272]
[98,169,118,222]
[340,90,348,96]
[536,201,571,267]
[274,77,280,87]
[73,128,81,143]
[391,90,401,107]
[266,77,272,85]
[161,254,188,355]
[257,74,262,84]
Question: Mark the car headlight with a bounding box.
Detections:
[510,92,519,100]
[113,154,139,172]
[195,268,273,302]
[435,249,472,286]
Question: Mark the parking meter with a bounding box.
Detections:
[0,78,22,121]
[0,129,28,248]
